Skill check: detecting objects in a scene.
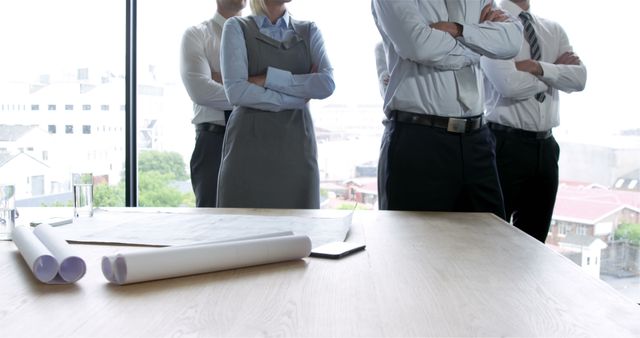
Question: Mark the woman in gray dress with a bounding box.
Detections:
[218,0,335,209]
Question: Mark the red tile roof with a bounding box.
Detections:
[553,183,640,224]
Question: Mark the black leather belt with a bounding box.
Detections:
[488,122,552,140]
[391,110,484,134]
[195,123,225,134]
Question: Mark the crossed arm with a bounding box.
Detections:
[372,0,522,71]
[481,23,586,99]
[221,18,335,112]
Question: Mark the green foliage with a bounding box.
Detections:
[336,203,367,210]
[138,150,188,181]
[614,223,640,245]
[93,150,194,207]
[94,183,125,208]
[41,200,73,207]
[138,171,184,207]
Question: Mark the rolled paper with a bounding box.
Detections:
[33,224,86,283]
[12,224,86,284]
[12,226,60,283]
[103,234,311,285]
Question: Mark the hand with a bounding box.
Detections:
[555,51,581,65]
[310,64,318,73]
[515,59,543,76]
[430,22,462,38]
[211,71,223,84]
[248,74,266,87]
[480,3,509,22]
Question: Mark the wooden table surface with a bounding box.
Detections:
[1,208,639,337]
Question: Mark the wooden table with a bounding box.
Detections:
[1,208,639,337]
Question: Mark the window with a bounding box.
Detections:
[48,104,56,111]
[559,224,568,236]
[1,0,639,302]
[101,104,109,111]
[577,225,588,236]
[82,125,91,134]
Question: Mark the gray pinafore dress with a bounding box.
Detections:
[217,16,319,209]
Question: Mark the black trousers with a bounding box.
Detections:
[190,127,225,207]
[492,129,560,243]
[378,119,505,219]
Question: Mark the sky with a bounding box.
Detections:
[1,0,638,138]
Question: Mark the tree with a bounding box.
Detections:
[614,223,640,245]
[138,150,188,181]
[93,150,194,207]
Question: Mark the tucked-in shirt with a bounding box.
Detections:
[481,0,587,132]
[372,0,523,117]
[220,11,335,112]
[180,12,232,126]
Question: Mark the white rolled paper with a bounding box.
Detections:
[102,234,312,285]
[12,224,87,284]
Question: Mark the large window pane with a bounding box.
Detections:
[0,1,125,208]
[136,0,223,207]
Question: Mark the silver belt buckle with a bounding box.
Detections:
[447,118,467,133]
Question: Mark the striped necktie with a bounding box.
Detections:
[519,11,545,102]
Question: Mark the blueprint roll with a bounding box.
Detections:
[12,224,86,284]
[102,234,312,285]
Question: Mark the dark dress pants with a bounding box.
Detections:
[492,130,560,243]
[378,120,505,219]
[190,128,225,207]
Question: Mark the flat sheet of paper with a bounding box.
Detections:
[54,209,353,248]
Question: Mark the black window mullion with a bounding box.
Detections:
[125,0,138,207]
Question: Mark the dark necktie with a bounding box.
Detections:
[519,11,545,102]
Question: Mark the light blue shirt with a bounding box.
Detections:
[372,0,523,117]
[220,11,335,112]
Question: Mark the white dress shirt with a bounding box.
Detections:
[180,12,232,126]
[220,11,334,112]
[481,1,587,132]
[372,0,523,117]
[374,41,389,98]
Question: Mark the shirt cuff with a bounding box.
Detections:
[538,62,559,83]
[265,66,292,91]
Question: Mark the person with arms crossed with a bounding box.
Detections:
[217,0,335,208]
[481,0,587,242]
[180,0,247,207]
[371,0,522,216]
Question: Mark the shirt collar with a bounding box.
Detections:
[212,12,227,28]
[254,10,291,29]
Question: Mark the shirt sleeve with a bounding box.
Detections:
[263,22,335,100]
[220,18,306,112]
[480,56,548,100]
[372,0,479,70]
[457,2,523,60]
[179,26,230,110]
[537,24,587,93]
[374,42,389,98]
